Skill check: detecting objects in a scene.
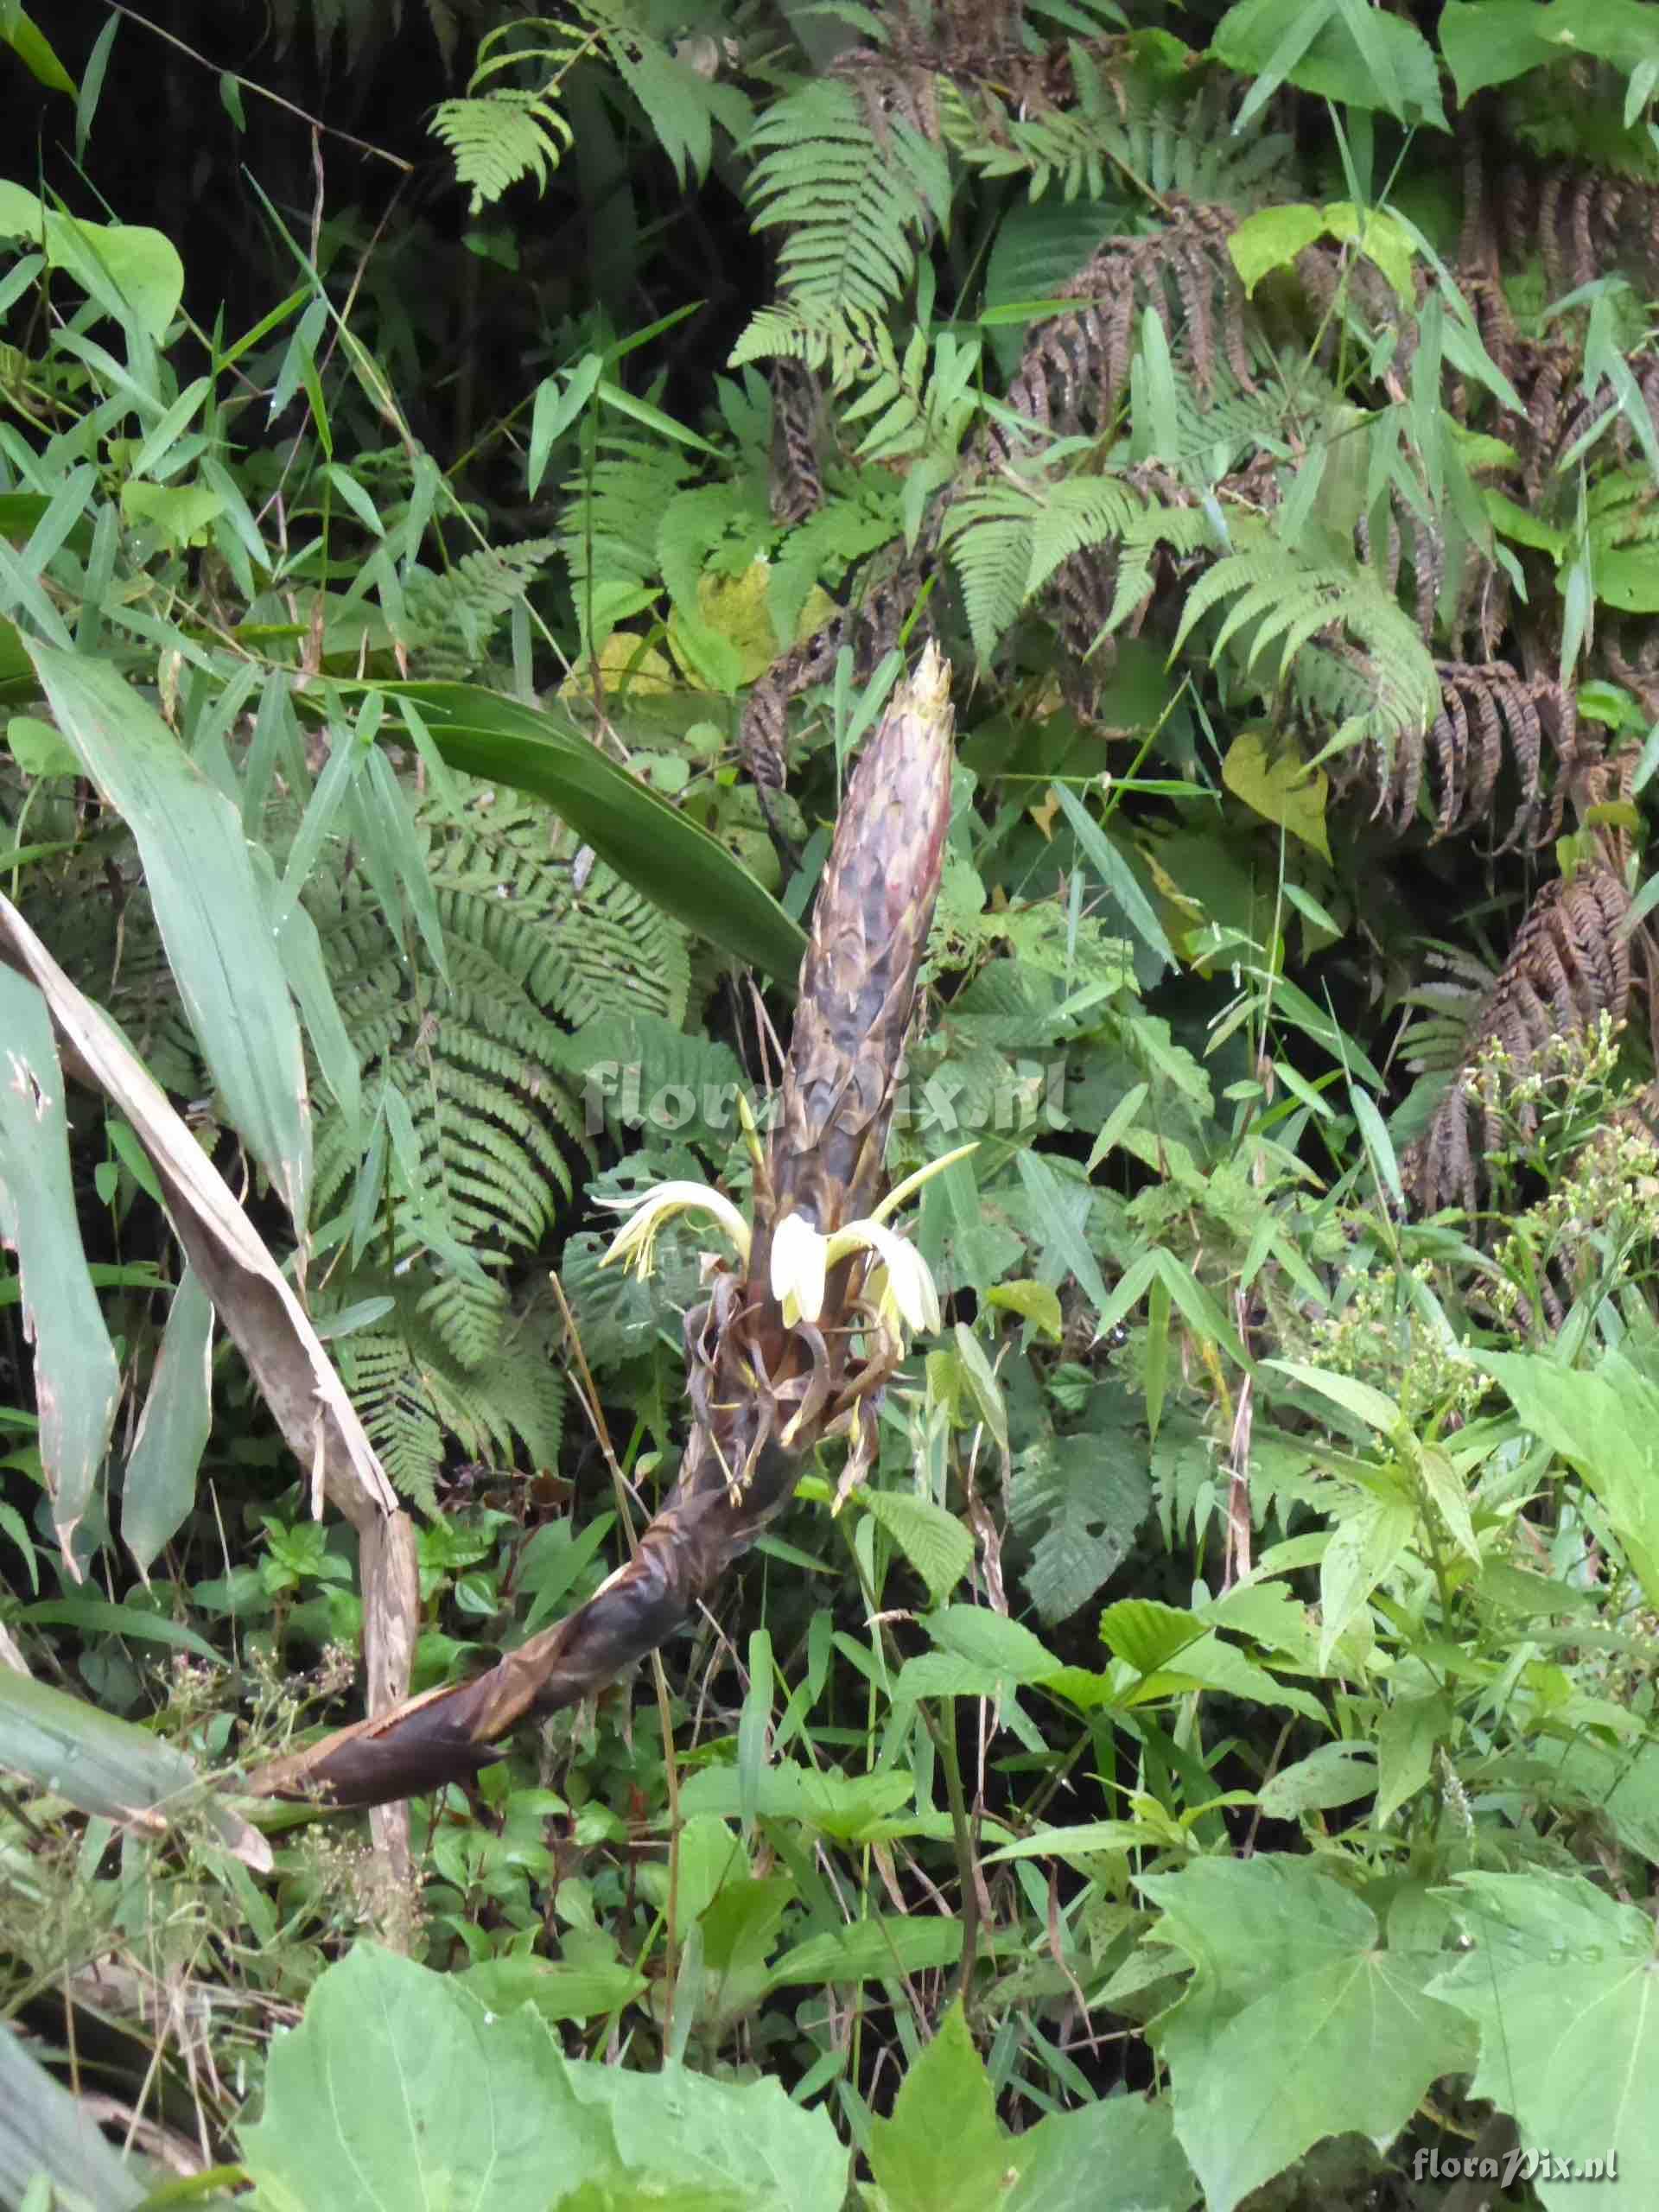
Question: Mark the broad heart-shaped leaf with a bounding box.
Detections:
[1484,1349,1659,1610]
[869,1999,1198,2212]
[1430,1872,1659,2212]
[243,1943,618,2212]
[868,1999,1009,2212]
[0,965,120,1564]
[243,1942,846,2212]
[1213,0,1446,125]
[1221,728,1331,861]
[0,183,182,337]
[377,682,807,984]
[1440,0,1659,99]
[568,2054,846,2212]
[29,645,312,1231]
[1141,1856,1472,2212]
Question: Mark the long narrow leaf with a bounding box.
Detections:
[29,644,313,1230]
[377,681,808,983]
[0,893,396,1535]
[0,1666,269,1866]
[0,965,120,1567]
[0,2024,149,2212]
[122,1267,214,1577]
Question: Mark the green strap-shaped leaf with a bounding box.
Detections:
[0,5,76,97]
[0,2023,149,2212]
[29,644,313,1230]
[380,681,809,984]
[121,1266,214,1577]
[0,1665,268,1866]
[0,964,120,1565]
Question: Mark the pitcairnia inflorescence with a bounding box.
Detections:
[246,642,959,1808]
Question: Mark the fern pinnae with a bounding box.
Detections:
[737,78,950,359]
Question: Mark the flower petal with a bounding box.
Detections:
[771,1211,828,1326]
[599,1181,750,1276]
[825,1218,941,1335]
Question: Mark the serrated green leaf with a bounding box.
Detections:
[861,1489,975,1606]
[1143,1856,1470,2212]
[1431,1871,1659,2209]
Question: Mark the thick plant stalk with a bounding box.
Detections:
[245,645,956,1810]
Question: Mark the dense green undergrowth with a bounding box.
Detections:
[3,1,1659,2207]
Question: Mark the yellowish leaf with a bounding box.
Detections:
[1223,728,1331,861]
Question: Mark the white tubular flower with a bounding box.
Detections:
[769,1212,943,1341]
[600,1182,751,1279]
[770,1211,828,1326]
[827,1217,942,1336]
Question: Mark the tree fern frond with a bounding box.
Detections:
[559,433,696,650]
[944,471,1193,663]
[431,88,575,213]
[734,78,951,359]
[402,538,557,677]
[1178,529,1441,760]
[332,1285,565,1507]
[941,45,1288,207]
[308,776,688,1432]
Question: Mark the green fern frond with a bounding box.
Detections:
[560,433,696,649]
[1178,526,1441,757]
[403,537,557,677]
[331,1285,565,1508]
[310,778,688,1414]
[729,305,887,382]
[432,88,575,213]
[944,472,1183,662]
[656,479,773,634]
[734,78,951,360]
[840,326,982,466]
[942,46,1287,207]
[765,469,906,644]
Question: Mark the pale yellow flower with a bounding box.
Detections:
[599,1181,751,1279]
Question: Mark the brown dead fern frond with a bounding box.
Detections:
[738,552,926,796]
[1503,162,1659,302]
[986,200,1253,466]
[768,358,828,527]
[1372,662,1575,849]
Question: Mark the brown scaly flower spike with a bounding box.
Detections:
[243,644,957,1811]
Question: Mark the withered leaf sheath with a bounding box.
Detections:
[245,645,956,1810]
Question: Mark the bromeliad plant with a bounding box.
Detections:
[246,643,958,1809]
